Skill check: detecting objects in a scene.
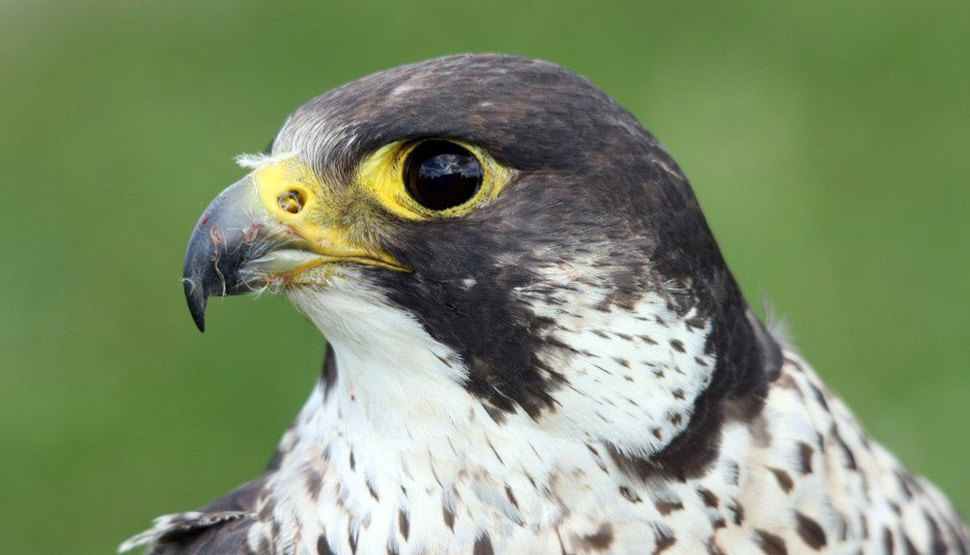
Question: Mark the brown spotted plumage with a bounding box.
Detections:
[123,55,968,554]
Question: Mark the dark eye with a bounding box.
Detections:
[404,140,483,211]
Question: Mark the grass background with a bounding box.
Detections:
[1,1,967,552]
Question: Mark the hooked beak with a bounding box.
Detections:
[182,160,406,332]
[182,175,294,332]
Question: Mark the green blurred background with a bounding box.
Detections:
[1,1,967,552]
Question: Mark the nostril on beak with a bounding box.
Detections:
[278,190,305,214]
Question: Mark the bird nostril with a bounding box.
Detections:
[278,190,305,214]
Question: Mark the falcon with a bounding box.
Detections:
[122,54,969,554]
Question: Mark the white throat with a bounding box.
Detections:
[286,280,479,442]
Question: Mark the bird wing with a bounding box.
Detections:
[119,475,270,554]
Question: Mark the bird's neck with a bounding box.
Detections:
[285,281,727,458]
[266,283,779,551]
[279,282,734,493]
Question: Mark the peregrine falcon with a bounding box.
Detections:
[122,54,969,554]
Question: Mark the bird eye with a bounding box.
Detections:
[403,140,484,211]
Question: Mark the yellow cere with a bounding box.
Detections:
[252,157,405,271]
[357,139,515,220]
[253,158,337,246]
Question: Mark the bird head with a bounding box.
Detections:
[182,54,779,472]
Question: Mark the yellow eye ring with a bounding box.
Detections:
[357,138,514,220]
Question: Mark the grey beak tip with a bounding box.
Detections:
[182,176,266,333]
[190,302,207,333]
[184,277,208,333]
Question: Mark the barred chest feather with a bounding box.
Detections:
[235,361,967,555]
[123,280,969,555]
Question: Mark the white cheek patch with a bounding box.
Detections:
[534,294,714,455]
[512,262,715,456]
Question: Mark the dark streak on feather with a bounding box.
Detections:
[795,512,827,549]
[756,530,788,555]
[473,534,495,555]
